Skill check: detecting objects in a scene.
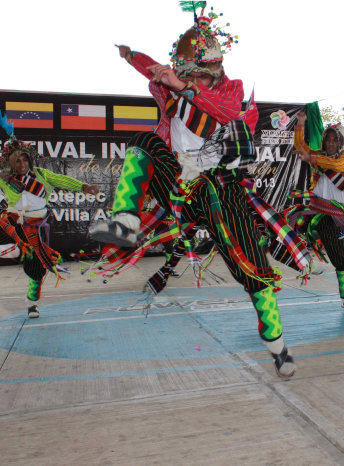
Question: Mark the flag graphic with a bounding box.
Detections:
[245,88,255,112]
[61,104,106,130]
[5,102,54,128]
[113,105,158,131]
[239,88,258,134]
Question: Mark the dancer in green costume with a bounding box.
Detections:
[0,132,99,318]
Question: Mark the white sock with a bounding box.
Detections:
[113,212,141,233]
[26,297,39,307]
[264,335,285,354]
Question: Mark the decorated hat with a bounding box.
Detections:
[0,111,44,170]
[3,137,38,171]
[170,1,238,78]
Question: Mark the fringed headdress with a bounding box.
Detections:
[170,1,238,79]
[0,111,45,171]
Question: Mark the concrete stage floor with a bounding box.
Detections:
[0,253,344,465]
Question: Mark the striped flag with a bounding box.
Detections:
[239,88,258,134]
[6,102,53,128]
[61,104,106,130]
[113,105,158,131]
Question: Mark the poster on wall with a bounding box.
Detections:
[250,103,309,211]
[0,90,307,258]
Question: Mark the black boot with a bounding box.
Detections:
[270,345,296,378]
[28,304,39,319]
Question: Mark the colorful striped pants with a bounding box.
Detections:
[115,131,274,294]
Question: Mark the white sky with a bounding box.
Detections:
[2,0,344,113]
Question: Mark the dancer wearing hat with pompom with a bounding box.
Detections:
[90,1,311,377]
[0,123,99,318]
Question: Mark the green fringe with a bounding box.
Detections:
[179,1,206,12]
[27,278,42,302]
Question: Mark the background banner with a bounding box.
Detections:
[0,90,308,258]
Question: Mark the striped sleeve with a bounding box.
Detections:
[130,54,243,125]
[294,126,344,172]
[39,168,85,191]
[181,76,244,125]
[294,125,312,153]
[130,52,158,80]
[314,153,344,173]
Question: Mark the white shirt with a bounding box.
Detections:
[170,117,240,171]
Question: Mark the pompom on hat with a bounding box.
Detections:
[170,1,238,79]
[4,138,37,171]
[0,111,44,171]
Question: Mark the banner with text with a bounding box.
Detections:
[0,91,307,256]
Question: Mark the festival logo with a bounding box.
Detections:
[258,108,294,148]
[270,109,290,130]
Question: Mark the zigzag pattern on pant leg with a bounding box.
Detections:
[250,286,282,340]
[27,278,42,301]
[336,270,344,299]
[112,148,154,214]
